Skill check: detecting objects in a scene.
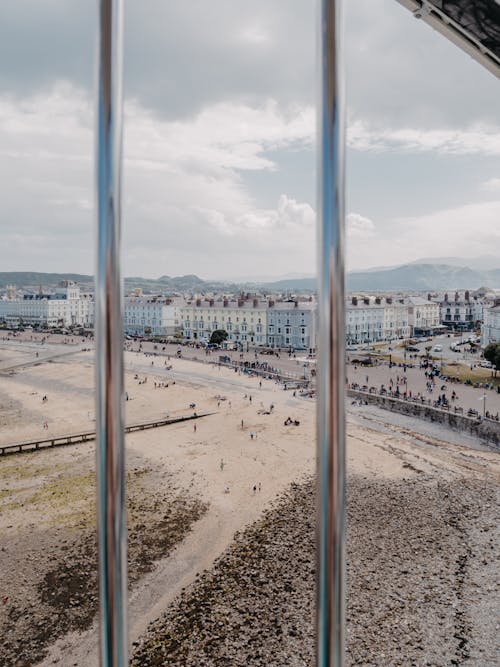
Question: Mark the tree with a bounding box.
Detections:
[210,329,228,345]
[483,342,500,377]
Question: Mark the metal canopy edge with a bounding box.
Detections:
[396,0,500,78]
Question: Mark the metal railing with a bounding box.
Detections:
[96,1,127,665]
[94,0,345,664]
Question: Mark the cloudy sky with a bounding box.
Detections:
[0,0,499,280]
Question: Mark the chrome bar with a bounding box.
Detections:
[316,0,346,665]
[95,1,127,665]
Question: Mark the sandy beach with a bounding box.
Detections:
[0,345,498,666]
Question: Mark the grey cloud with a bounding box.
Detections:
[0,1,314,117]
[124,0,315,118]
[1,0,498,128]
[0,1,95,95]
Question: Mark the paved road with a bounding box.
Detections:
[5,330,498,418]
[369,332,482,365]
[125,341,314,382]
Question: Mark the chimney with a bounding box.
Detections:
[253,298,258,308]
[238,299,244,307]
[454,291,459,302]
[465,290,470,302]
[444,293,448,303]
[294,300,298,308]
[223,299,228,307]
[427,293,431,301]
[352,297,358,306]
[364,297,370,305]
[268,300,275,308]
[196,298,201,307]
[209,299,214,306]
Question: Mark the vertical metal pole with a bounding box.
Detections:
[95,1,127,665]
[316,0,346,665]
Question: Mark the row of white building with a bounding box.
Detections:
[0,282,94,329]
[1,282,499,348]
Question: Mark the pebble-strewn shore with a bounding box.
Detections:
[133,474,499,667]
[0,468,208,667]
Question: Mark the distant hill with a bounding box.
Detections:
[347,263,500,291]
[0,272,93,289]
[261,277,317,291]
[407,255,500,271]
[2,259,500,294]
[260,261,500,291]
[0,272,236,294]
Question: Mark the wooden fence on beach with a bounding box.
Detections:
[0,412,213,456]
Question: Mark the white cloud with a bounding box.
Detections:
[482,177,500,192]
[348,119,500,156]
[239,26,271,45]
[0,82,315,278]
[125,97,314,175]
[347,213,375,238]
[347,200,500,271]
[396,200,500,256]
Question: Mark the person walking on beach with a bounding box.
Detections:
[220,459,224,471]
[253,485,257,494]
[193,423,197,433]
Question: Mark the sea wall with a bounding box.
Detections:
[347,389,500,449]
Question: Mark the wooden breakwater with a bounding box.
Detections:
[0,412,213,456]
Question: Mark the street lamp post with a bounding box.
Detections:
[480,393,487,418]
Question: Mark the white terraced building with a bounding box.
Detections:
[346,296,412,344]
[405,296,441,334]
[345,297,385,345]
[481,301,500,348]
[383,298,411,340]
[181,297,315,350]
[181,297,268,347]
[0,281,94,328]
[266,301,316,351]
[124,295,184,337]
[440,291,478,331]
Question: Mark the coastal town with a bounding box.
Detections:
[0,275,498,665]
[1,279,500,349]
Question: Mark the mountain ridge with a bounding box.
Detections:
[1,258,499,293]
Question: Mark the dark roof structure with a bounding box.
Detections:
[396,0,500,77]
